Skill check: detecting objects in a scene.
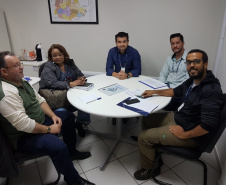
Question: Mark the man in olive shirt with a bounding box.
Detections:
[0,51,94,185]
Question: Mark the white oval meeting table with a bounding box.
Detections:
[67,74,171,170]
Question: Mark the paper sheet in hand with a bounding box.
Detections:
[139,78,168,89]
[117,98,159,116]
[98,83,128,96]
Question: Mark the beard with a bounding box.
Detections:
[188,66,205,79]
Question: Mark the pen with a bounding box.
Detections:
[87,97,102,104]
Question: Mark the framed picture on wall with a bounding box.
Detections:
[48,0,98,24]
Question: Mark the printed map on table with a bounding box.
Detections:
[98,83,128,96]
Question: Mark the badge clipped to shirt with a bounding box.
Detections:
[172,72,177,80]
[177,103,184,112]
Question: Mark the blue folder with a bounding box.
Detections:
[117,97,150,116]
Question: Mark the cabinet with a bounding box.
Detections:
[22,60,47,91]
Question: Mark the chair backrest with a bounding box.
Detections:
[0,128,18,177]
[199,93,226,153]
[38,63,46,77]
[0,126,49,178]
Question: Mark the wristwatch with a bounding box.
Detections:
[47,127,51,134]
[127,73,131,79]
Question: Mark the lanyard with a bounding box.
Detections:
[171,57,183,73]
[118,53,127,68]
[184,83,195,102]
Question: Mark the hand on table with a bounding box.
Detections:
[70,76,86,87]
[142,90,155,98]
[118,71,127,80]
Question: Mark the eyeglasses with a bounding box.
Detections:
[4,62,23,69]
[184,59,202,66]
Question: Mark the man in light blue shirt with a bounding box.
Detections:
[159,33,189,111]
[159,33,189,88]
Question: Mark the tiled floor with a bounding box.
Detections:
[0,115,221,185]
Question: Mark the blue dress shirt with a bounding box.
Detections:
[106,46,141,77]
[159,51,189,88]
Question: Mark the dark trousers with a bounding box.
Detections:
[17,111,79,184]
[163,97,182,112]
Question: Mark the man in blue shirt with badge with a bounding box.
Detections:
[106,32,141,80]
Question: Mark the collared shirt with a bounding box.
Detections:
[159,51,189,88]
[0,78,46,149]
[106,46,141,77]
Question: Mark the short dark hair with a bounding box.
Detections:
[47,44,70,62]
[115,32,129,42]
[0,51,15,70]
[187,49,208,63]
[170,33,184,43]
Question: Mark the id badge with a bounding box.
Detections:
[177,103,184,112]
[173,72,177,80]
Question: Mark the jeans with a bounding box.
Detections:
[17,111,79,184]
[77,110,90,123]
[67,104,90,124]
[163,97,182,112]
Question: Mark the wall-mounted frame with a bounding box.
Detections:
[48,0,98,24]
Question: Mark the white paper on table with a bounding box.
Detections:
[139,78,168,89]
[125,89,143,97]
[125,89,153,99]
[79,94,100,104]
[123,98,159,113]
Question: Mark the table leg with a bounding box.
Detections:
[99,139,119,171]
[89,118,138,170]
[99,118,122,170]
[86,129,116,140]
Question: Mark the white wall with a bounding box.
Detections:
[0,0,225,77]
[0,10,11,51]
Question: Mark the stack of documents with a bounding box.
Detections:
[139,78,168,89]
[74,83,94,91]
[117,97,159,116]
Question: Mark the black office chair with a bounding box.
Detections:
[0,128,60,185]
[151,93,226,185]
